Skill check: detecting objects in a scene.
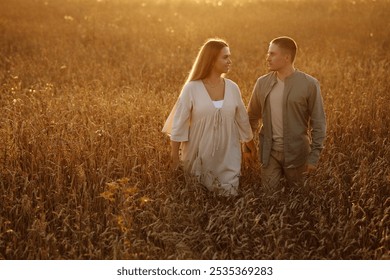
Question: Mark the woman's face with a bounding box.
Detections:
[213,46,232,74]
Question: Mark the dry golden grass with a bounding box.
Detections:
[0,0,389,259]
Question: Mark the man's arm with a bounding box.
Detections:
[247,79,262,134]
[243,80,262,162]
[307,80,326,166]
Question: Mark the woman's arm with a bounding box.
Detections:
[170,141,181,170]
[243,139,257,164]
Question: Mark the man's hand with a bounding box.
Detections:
[242,140,258,168]
[242,150,253,169]
[306,163,317,173]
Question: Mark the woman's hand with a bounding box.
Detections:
[306,163,317,173]
[170,154,180,170]
[242,140,257,168]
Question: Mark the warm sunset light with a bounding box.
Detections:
[0,0,389,261]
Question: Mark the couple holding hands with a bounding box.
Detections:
[162,36,326,196]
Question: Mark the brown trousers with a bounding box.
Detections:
[261,150,307,191]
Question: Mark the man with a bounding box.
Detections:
[245,36,326,190]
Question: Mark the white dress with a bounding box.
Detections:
[162,79,253,196]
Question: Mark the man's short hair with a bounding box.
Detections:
[271,36,298,63]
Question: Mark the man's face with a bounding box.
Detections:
[266,43,290,71]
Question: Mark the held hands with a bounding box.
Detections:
[242,140,257,168]
[305,163,317,173]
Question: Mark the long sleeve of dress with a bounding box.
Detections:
[234,87,253,143]
[162,84,192,142]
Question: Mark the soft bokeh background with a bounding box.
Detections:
[0,0,389,259]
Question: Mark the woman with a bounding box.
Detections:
[162,38,256,196]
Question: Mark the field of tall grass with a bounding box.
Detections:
[0,0,389,259]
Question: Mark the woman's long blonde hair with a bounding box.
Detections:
[186,38,228,83]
